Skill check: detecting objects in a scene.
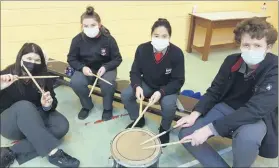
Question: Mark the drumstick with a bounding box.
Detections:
[140,125,180,145]
[139,99,143,115]
[89,73,112,85]
[17,75,60,79]
[88,78,99,97]
[130,101,153,129]
[22,63,45,94]
[142,140,192,149]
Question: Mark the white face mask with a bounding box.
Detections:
[83,26,100,38]
[241,49,266,65]
[151,37,170,51]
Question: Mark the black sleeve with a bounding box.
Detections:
[67,38,84,71]
[44,78,58,111]
[213,67,278,137]
[159,50,185,96]
[103,36,122,71]
[130,46,142,91]
[194,57,229,115]
[0,65,14,93]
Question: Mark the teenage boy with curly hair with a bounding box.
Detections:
[178,17,278,167]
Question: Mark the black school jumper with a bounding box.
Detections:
[0,66,69,164]
[121,42,185,130]
[68,32,122,111]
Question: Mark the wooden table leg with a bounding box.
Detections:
[186,15,196,53]
[202,21,213,61]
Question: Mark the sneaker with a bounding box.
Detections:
[159,125,170,145]
[102,109,113,121]
[78,108,90,120]
[0,147,16,168]
[48,149,80,168]
[126,116,145,129]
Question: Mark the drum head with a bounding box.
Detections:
[111,128,161,167]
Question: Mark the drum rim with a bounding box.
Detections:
[110,128,162,167]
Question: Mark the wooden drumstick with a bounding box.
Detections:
[17,75,60,79]
[139,99,143,115]
[88,77,99,97]
[130,101,153,129]
[21,63,45,94]
[89,73,112,85]
[140,124,180,145]
[142,140,191,149]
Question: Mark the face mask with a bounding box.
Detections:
[241,49,266,65]
[151,37,170,51]
[83,26,100,38]
[22,61,41,73]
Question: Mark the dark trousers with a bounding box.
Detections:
[121,82,178,130]
[70,70,116,111]
[0,100,69,165]
[178,102,267,167]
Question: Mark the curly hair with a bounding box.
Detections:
[233,17,278,45]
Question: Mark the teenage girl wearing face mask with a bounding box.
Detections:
[0,43,80,168]
[68,6,122,121]
[121,18,185,144]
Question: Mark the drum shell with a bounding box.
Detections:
[112,159,159,168]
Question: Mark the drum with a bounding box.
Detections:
[110,128,162,168]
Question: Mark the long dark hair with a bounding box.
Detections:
[80,6,110,37]
[5,43,48,94]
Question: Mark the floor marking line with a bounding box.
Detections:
[84,113,129,126]
[177,146,232,167]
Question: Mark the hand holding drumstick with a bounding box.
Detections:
[130,99,154,129]
[41,91,53,108]
[141,112,202,145]
[0,74,18,90]
[0,74,59,90]
[130,89,161,129]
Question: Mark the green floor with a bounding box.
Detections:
[1,47,278,167]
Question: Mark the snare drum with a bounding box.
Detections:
[110,128,162,167]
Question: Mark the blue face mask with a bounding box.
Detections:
[241,49,266,65]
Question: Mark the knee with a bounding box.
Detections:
[234,124,266,147]
[100,81,115,92]
[70,72,87,88]
[161,96,177,113]
[12,100,37,114]
[51,115,69,139]
[121,86,134,102]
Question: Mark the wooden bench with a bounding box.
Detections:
[47,59,199,120]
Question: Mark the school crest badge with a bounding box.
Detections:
[101,48,107,56]
[165,68,172,74]
[266,84,272,91]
